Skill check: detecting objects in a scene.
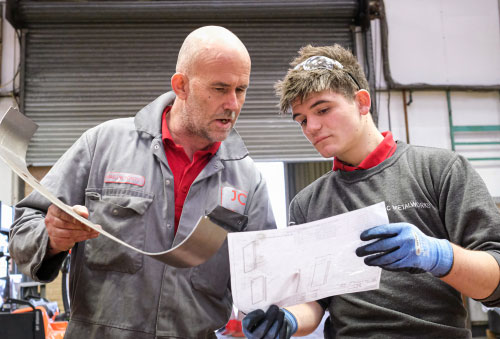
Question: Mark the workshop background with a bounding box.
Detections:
[0,0,499,337]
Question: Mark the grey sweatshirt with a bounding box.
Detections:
[290,141,500,338]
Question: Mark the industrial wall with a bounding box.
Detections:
[374,0,500,198]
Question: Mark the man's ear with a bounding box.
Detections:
[355,90,371,115]
[171,73,188,100]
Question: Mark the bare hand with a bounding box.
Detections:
[45,204,100,256]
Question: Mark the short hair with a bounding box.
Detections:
[275,44,369,114]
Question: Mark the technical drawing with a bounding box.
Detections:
[243,241,256,273]
[227,202,386,314]
[311,255,331,288]
[251,276,266,304]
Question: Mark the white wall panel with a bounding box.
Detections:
[406,91,450,149]
[383,0,500,86]
[376,91,407,141]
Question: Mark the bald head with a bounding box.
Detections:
[176,26,250,75]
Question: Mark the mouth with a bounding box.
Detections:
[313,136,329,145]
[214,112,236,127]
[214,118,234,129]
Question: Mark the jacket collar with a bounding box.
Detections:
[134,91,248,161]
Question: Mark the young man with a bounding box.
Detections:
[9,26,276,338]
[242,44,500,338]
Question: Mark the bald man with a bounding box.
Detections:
[10,26,277,338]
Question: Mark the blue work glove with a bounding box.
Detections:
[242,305,298,339]
[355,223,454,277]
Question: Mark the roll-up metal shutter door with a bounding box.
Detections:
[17,1,359,165]
[285,161,332,205]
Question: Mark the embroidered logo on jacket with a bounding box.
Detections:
[221,186,247,213]
[104,172,145,187]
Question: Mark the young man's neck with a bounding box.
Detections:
[337,126,384,167]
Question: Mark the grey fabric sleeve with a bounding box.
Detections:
[9,130,94,282]
[438,155,500,305]
[288,195,306,226]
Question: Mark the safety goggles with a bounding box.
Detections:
[293,55,362,90]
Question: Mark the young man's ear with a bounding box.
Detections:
[171,73,189,100]
[355,90,371,115]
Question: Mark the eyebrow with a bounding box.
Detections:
[212,82,230,88]
[309,100,330,109]
[212,82,249,89]
[291,99,331,120]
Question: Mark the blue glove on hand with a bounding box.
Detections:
[242,305,298,339]
[355,223,454,277]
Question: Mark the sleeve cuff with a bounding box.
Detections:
[316,297,331,311]
[33,229,68,282]
[283,308,298,335]
[474,250,500,307]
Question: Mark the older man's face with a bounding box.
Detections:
[181,48,250,144]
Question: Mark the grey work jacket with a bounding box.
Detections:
[9,92,277,339]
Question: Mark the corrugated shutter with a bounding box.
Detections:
[17,1,359,165]
[285,161,332,205]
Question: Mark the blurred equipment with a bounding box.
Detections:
[0,211,68,338]
[0,297,68,339]
[487,309,500,339]
[0,298,45,339]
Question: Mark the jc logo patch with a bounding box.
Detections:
[221,186,247,213]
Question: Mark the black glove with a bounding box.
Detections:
[242,304,298,339]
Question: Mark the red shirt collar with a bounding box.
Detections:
[161,106,221,156]
[161,106,221,234]
[333,131,397,172]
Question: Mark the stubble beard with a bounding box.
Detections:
[181,111,231,145]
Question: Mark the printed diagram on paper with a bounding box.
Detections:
[228,202,387,313]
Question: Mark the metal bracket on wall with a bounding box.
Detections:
[447,91,500,161]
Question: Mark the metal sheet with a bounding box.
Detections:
[0,106,228,268]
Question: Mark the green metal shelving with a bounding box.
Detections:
[447,91,500,161]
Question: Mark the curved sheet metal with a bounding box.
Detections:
[0,106,228,268]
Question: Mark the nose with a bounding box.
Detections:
[223,91,240,112]
[304,115,321,135]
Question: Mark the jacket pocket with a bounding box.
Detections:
[190,206,247,299]
[84,188,153,274]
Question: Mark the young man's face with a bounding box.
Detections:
[182,48,250,144]
[291,89,364,160]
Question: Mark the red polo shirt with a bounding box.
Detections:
[333,131,397,172]
[162,107,221,233]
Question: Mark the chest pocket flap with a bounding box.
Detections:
[85,189,153,274]
[104,195,152,215]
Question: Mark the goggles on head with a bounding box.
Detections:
[293,55,362,90]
